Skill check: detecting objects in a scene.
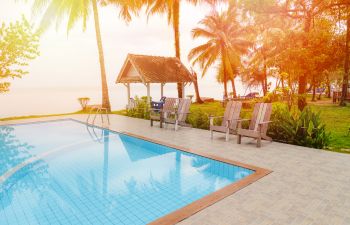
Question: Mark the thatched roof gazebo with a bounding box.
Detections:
[116,54,193,105]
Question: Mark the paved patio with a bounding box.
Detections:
[2,114,350,225]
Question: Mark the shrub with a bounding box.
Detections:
[187,108,210,130]
[126,96,150,119]
[268,103,330,149]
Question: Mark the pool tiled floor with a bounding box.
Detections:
[2,114,350,225]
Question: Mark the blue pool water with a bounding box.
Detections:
[0,120,254,225]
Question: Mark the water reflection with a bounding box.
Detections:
[0,126,49,210]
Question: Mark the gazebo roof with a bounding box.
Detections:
[116,54,193,84]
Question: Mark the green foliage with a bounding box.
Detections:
[0,16,40,93]
[187,108,210,130]
[268,103,330,149]
[126,96,150,119]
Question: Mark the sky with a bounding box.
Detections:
[0,1,222,90]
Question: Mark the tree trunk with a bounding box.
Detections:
[311,75,316,102]
[326,73,331,98]
[191,70,204,103]
[173,0,183,98]
[92,0,111,111]
[298,15,312,110]
[263,56,268,96]
[231,78,237,98]
[222,53,228,99]
[340,9,350,106]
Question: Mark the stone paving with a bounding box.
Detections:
[1,114,350,225]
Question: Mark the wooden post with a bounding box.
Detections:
[182,82,185,99]
[127,83,131,105]
[147,83,151,104]
[161,83,165,97]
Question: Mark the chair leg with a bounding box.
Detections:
[225,130,229,142]
[257,136,262,148]
[175,121,178,131]
[150,119,153,127]
[237,134,241,144]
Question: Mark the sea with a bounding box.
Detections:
[1,82,255,119]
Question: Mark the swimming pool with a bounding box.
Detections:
[0,119,268,225]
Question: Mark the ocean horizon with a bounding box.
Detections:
[1,81,259,119]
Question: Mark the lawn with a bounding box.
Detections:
[309,103,350,151]
[190,100,350,152]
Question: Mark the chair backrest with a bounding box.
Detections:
[221,101,242,128]
[229,101,242,129]
[222,101,233,126]
[249,103,272,134]
[177,98,191,122]
[162,97,177,112]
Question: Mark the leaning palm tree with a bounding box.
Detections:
[188,8,250,98]
[30,0,141,111]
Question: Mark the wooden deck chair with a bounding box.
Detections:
[164,98,192,131]
[210,101,242,141]
[150,97,177,127]
[237,103,272,148]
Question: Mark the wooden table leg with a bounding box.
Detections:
[160,112,163,128]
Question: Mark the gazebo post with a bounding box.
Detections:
[127,83,131,104]
[182,82,185,99]
[161,83,165,97]
[146,83,151,104]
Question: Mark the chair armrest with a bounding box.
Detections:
[257,121,272,132]
[258,121,273,125]
[236,118,251,122]
[237,118,250,129]
[209,116,224,119]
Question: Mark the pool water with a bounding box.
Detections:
[0,120,254,225]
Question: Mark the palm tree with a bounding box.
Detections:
[31,0,140,111]
[188,7,250,98]
[216,61,240,98]
[145,0,221,98]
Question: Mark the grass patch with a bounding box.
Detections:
[0,112,76,122]
[309,103,350,152]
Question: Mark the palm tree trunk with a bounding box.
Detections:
[173,0,183,98]
[341,9,350,106]
[263,56,268,96]
[92,0,111,111]
[191,70,204,103]
[231,79,237,98]
[222,54,228,99]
